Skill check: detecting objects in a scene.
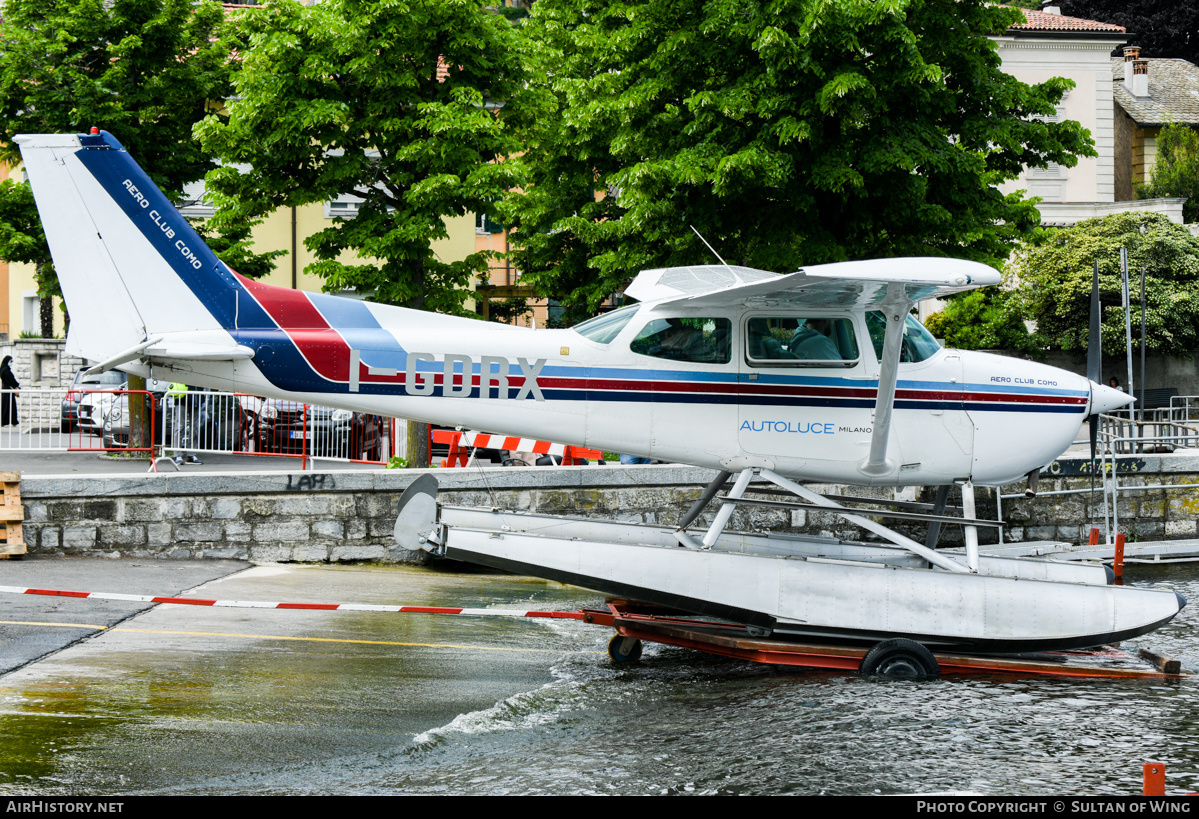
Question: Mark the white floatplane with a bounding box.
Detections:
[16,130,1186,662]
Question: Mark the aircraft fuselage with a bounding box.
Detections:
[128,287,1092,487]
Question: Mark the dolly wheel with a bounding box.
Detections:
[608,635,643,664]
[859,638,940,681]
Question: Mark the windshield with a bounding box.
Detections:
[571,305,639,344]
[865,312,941,363]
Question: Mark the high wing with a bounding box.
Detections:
[624,258,1000,308]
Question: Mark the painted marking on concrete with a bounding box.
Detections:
[0,619,109,630]
[0,620,597,655]
[0,585,587,620]
[112,627,598,653]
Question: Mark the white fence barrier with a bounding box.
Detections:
[0,387,145,451]
[1,387,401,466]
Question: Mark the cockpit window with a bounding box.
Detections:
[571,305,639,344]
[865,312,941,363]
[630,317,732,364]
[746,316,859,366]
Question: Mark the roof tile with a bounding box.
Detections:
[1006,6,1125,32]
[1112,58,1199,126]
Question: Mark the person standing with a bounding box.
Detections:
[167,381,202,465]
[0,356,18,426]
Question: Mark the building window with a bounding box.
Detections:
[325,194,364,219]
[476,212,504,234]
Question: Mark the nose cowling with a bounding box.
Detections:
[1089,381,1134,416]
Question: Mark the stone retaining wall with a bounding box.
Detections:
[16,456,1199,562]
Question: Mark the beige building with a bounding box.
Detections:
[993,6,1188,227]
[1111,52,1199,200]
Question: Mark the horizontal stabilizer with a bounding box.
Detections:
[143,341,256,362]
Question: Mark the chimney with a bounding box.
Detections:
[1132,59,1149,97]
[1124,46,1140,89]
[1043,6,1061,13]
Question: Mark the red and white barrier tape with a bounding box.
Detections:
[460,431,566,456]
[0,585,585,620]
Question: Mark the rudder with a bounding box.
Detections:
[16,131,236,363]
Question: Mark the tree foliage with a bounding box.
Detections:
[195,0,524,314]
[1137,122,1199,224]
[0,0,276,335]
[0,179,56,335]
[502,0,1096,319]
[923,288,1037,353]
[1056,1,1199,66]
[1009,211,1199,357]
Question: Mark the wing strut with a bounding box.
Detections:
[860,285,911,477]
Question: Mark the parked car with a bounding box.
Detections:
[102,382,233,450]
[256,399,384,460]
[63,368,125,433]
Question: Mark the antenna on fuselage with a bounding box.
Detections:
[690,225,733,271]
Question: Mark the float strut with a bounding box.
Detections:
[924,485,951,549]
[759,469,970,573]
[677,470,733,531]
[961,481,980,572]
[701,468,754,549]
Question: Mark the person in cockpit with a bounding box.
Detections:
[789,318,840,360]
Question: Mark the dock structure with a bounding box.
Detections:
[978,538,1199,565]
[0,472,24,558]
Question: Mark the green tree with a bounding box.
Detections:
[503,0,1096,320]
[195,0,524,466]
[1009,211,1199,357]
[195,0,523,316]
[0,179,57,337]
[0,0,278,337]
[1137,122,1199,224]
[923,288,1038,354]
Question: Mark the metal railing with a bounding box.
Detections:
[157,391,400,468]
[1098,408,1199,453]
[1169,395,1199,424]
[996,413,1199,549]
[1,387,159,452]
[1,387,402,468]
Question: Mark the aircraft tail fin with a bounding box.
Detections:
[15,131,240,363]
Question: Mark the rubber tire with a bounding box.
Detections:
[859,638,940,681]
[608,635,643,664]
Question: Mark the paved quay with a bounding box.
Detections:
[2,449,382,475]
[0,558,603,795]
[0,556,248,676]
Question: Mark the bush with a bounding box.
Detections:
[923,288,1038,354]
[1007,211,1199,356]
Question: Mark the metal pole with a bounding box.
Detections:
[961,481,980,572]
[1140,264,1147,424]
[1121,247,1134,412]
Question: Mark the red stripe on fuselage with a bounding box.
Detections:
[234,272,350,382]
[547,376,1085,406]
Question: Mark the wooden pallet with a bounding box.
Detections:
[0,471,24,558]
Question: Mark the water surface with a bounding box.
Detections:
[1,563,1196,795]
